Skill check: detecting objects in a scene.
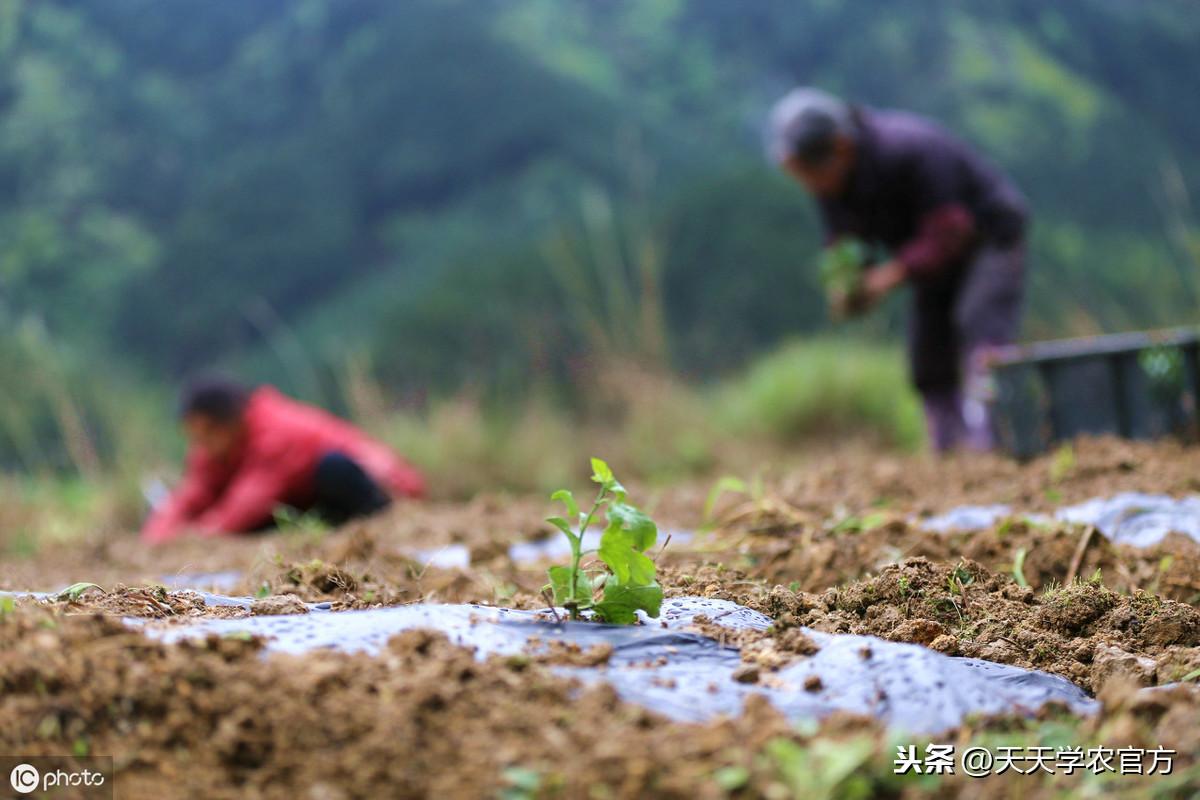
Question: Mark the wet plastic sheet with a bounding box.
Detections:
[142,596,1096,734]
[160,571,243,592]
[919,505,1015,534]
[920,494,1200,548]
[1055,492,1200,548]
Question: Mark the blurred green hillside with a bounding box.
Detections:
[1,0,1199,474]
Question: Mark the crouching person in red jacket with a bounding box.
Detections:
[141,377,426,544]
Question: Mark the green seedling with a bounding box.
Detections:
[1012,547,1029,588]
[1049,443,1076,483]
[499,766,540,800]
[1148,555,1174,595]
[831,511,889,535]
[703,475,749,524]
[544,458,663,623]
[946,562,974,598]
[713,765,749,791]
[1181,667,1200,683]
[1139,345,1185,401]
[765,735,877,800]
[818,238,869,296]
[272,505,330,535]
[55,582,103,602]
[0,595,15,617]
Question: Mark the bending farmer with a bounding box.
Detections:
[769,88,1027,451]
[142,377,426,543]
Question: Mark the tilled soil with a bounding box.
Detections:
[3,436,1200,797]
[740,517,1200,604]
[1,606,1197,799]
[682,558,1200,692]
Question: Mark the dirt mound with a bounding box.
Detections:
[2,605,1197,798]
[757,558,1200,692]
[6,437,1200,796]
[742,515,1200,604]
[26,584,249,620]
[733,437,1200,517]
[0,607,802,798]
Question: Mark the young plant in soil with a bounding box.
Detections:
[544,458,663,624]
[818,237,869,296]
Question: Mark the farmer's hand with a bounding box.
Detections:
[859,260,906,307]
[829,261,903,319]
[827,285,870,320]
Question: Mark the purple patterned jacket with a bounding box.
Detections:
[818,107,1027,281]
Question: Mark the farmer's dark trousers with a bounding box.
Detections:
[312,451,392,525]
[909,242,1025,452]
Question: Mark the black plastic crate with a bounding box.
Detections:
[990,328,1200,459]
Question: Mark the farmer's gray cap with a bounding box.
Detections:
[767,87,854,165]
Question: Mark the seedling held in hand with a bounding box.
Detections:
[544,458,663,623]
[818,238,869,296]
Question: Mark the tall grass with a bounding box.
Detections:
[543,185,670,368]
[0,320,175,555]
[340,337,924,498]
[379,393,578,499]
[715,338,925,451]
[0,333,926,550]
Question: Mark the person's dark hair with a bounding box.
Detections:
[767,87,857,166]
[178,376,251,423]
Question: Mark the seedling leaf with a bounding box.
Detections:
[545,516,576,541]
[606,502,657,551]
[589,457,625,497]
[598,530,657,585]
[550,489,579,520]
[593,579,663,624]
[547,565,593,609]
[590,457,613,484]
[56,582,103,602]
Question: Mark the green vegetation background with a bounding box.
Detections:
[2,0,1199,490]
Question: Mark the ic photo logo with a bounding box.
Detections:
[9,763,39,794]
[3,758,111,797]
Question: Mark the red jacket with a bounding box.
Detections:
[141,387,425,543]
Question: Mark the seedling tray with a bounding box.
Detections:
[991,327,1200,458]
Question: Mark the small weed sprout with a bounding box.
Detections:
[703,475,749,524]
[499,766,540,800]
[947,562,974,596]
[544,458,663,623]
[55,582,104,602]
[1049,443,1076,483]
[273,506,330,536]
[1012,547,1029,588]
